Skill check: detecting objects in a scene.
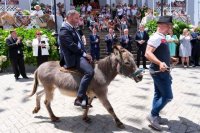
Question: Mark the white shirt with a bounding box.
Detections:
[32,38,49,56]
[31,10,44,17]
[65,21,86,57]
[148,32,165,48]
[117,8,123,16]
[87,5,92,12]
[131,9,137,16]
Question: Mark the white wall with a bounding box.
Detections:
[19,0,31,11]
[193,0,198,25]
[106,0,129,5]
[39,0,64,5]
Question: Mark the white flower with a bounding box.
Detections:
[25,40,32,47]
[42,34,47,38]
[2,56,7,62]
[173,24,178,28]
[0,55,7,63]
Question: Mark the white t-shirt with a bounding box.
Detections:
[31,10,44,17]
[147,32,165,48]
[117,8,123,16]
[87,5,92,12]
[131,9,137,16]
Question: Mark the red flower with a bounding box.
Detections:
[161,39,167,43]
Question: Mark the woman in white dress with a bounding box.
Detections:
[179,28,192,67]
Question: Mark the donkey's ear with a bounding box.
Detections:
[113,45,125,55]
[113,45,121,56]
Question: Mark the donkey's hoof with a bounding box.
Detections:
[117,122,125,129]
[51,116,60,122]
[82,117,91,123]
[32,107,40,114]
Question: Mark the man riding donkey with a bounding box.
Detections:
[59,10,94,109]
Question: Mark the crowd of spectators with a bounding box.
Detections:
[1,1,199,67]
[156,0,185,7]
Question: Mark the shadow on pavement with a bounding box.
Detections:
[0,108,6,113]
[0,72,11,76]
[131,116,200,133]
[129,105,147,111]
[133,95,148,99]
[2,96,11,100]
[17,77,34,82]
[166,116,200,132]
[186,103,200,108]
[137,87,150,92]
[33,114,153,133]
[182,92,199,97]
[5,87,13,91]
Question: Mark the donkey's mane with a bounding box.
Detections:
[97,55,117,73]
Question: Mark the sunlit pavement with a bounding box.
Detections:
[0,66,200,133]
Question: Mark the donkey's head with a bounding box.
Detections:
[113,45,143,82]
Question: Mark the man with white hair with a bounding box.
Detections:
[135,24,149,69]
[120,28,133,52]
[31,5,44,17]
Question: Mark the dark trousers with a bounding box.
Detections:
[91,47,100,60]
[37,46,48,67]
[76,57,94,99]
[191,45,200,66]
[37,55,48,67]
[10,55,27,78]
[106,43,113,55]
[137,45,147,68]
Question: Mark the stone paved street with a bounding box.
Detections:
[0,66,200,133]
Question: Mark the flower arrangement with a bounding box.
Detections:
[25,40,32,47]
[0,28,58,70]
[0,55,7,71]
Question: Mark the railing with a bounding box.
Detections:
[156,7,186,14]
[156,6,190,23]
[0,0,19,12]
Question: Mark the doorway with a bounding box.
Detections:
[73,0,90,6]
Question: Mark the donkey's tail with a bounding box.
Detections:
[28,69,39,97]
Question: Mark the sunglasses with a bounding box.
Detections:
[37,33,42,35]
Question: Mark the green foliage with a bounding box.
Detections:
[0,30,9,69]
[145,20,190,38]
[140,6,148,19]
[196,27,200,33]
[0,28,59,70]
[22,10,31,16]
[173,20,189,38]
[145,20,157,35]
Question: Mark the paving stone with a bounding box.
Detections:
[0,67,200,132]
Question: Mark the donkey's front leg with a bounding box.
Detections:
[98,95,125,129]
[82,96,95,123]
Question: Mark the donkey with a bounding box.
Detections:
[28,45,143,128]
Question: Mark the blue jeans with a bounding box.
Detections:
[151,72,173,117]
